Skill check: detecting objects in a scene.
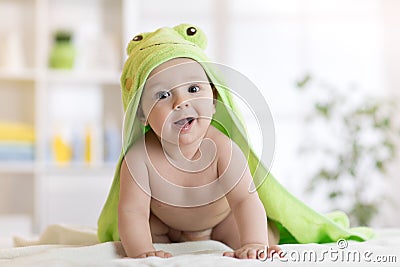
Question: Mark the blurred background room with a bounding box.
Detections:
[0,0,399,246]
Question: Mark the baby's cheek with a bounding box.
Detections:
[202,104,216,120]
[149,112,167,128]
[194,98,214,116]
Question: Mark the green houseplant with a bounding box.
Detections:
[295,75,399,226]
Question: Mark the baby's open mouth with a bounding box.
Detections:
[174,117,195,132]
[174,117,195,127]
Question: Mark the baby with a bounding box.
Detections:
[98,24,280,259]
[119,57,280,259]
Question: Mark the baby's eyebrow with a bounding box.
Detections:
[144,82,167,92]
[185,74,209,82]
[145,75,210,92]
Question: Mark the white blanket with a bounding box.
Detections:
[1,224,399,267]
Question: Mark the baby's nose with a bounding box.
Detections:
[174,102,189,110]
[173,95,190,110]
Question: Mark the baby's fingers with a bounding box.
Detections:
[138,250,172,258]
[224,248,257,259]
[223,251,235,257]
[156,250,173,258]
[268,245,282,258]
[246,249,258,259]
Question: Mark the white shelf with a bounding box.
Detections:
[45,70,121,85]
[0,0,127,233]
[0,162,36,174]
[0,70,37,82]
[44,163,116,176]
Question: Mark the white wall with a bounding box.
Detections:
[380,0,400,227]
[216,0,398,226]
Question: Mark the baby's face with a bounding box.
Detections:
[140,58,215,145]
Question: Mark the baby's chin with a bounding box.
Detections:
[159,133,202,147]
[158,119,210,143]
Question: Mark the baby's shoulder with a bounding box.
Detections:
[123,136,147,163]
[207,126,248,175]
[207,126,231,145]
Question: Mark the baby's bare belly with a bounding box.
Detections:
[150,197,231,232]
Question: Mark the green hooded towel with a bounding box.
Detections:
[97,24,374,244]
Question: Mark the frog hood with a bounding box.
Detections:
[98,24,374,244]
[119,24,242,156]
[121,24,209,111]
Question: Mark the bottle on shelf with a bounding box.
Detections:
[52,129,72,164]
[49,30,76,70]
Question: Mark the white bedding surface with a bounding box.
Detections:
[0,225,399,267]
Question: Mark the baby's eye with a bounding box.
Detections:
[188,85,200,93]
[157,91,171,100]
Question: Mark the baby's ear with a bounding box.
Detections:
[136,104,148,126]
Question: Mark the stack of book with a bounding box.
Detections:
[0,122,34,161]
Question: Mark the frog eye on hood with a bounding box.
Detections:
[186,27,197,36]
[126,32,150,55]
[173,24,207,50]
[132,35,143,41]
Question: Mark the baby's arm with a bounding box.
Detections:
[218,140,280,259]
[118,155,171,258]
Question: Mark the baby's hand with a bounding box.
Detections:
[137,250,172,258]
[223,244,282,260]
